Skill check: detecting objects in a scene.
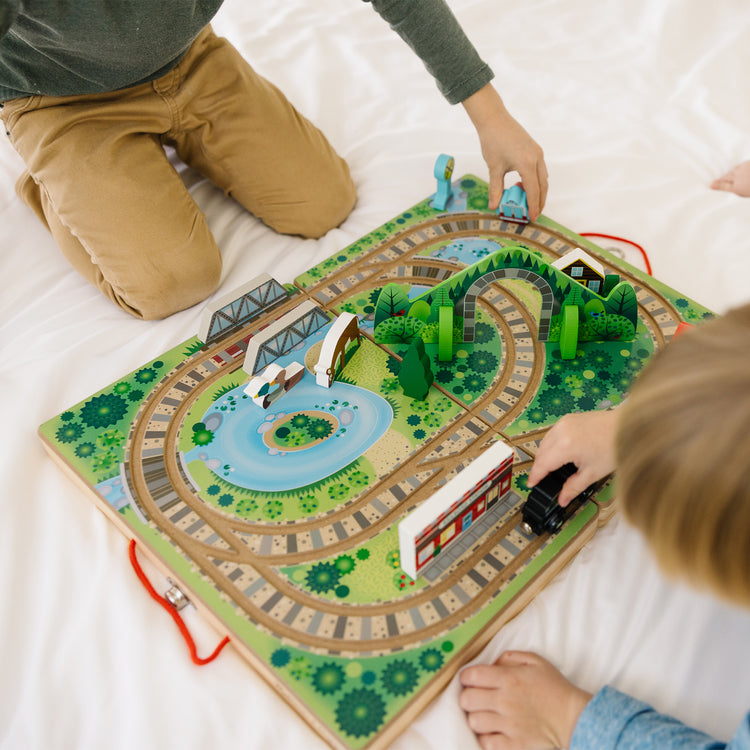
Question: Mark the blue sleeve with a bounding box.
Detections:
[571,686,750,750]
[362,0,493,104]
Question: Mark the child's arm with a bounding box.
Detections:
[459,651,592,749]
[527,410,619,507]
[1,1,21,38]
[571,686,747,750]
[364,0,547,219]
[460,651,750,749]
[461,82,547,219]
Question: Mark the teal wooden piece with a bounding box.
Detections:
[433,154,455,211]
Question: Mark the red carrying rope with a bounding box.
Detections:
[128,539,230,666]
[579,232,653,276]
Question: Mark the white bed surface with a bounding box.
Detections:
[2,2,750,748]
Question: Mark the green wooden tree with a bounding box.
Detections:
[563,285,587,320]
[398,338,434,400]
[428,286,454,322]
[437,305,454,361]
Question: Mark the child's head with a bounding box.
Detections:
[615,303,750,607]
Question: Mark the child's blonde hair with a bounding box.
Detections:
[615,303,750,607]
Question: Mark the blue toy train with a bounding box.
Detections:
[498,183,529,223]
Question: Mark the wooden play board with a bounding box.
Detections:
[39,174,712,749]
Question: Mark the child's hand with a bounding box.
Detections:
[459,651,592,750]
[711,161,750,197]
[462,84,548,220]
[527,410,619,507]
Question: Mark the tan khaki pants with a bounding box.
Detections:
[0,27,356,319]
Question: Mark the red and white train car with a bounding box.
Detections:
[399,440,514,579]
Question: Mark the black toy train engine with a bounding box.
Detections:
[520,463,598,536]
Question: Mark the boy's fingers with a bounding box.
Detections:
[460,687,505,713]
[558,474,590,507]
[466,710,508,734]
[519,169,541,221]
[559,466,607,507]
[488,174,505,210]
[538,160,549,212]
[711,176,733,192]
[527,447,564,487]
[479,735,514,750]
[496,650,542,667]
[460,664,506,688]
[526,460,545,487]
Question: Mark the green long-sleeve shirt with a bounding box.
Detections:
[365,0,493,104]
[0,0,493,104]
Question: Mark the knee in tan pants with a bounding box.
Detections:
[228,151,358,241]
[268,165,357,240]
[14,168,223,320]
[127,247,223,321]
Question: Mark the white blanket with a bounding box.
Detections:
[2,1,750,748]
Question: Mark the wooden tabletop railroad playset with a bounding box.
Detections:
[39,158,712,749]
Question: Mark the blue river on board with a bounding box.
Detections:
[183,378,393,493]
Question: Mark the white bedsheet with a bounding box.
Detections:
[2,1,750,748]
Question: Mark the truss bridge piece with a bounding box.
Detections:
[242,299,330,376]
[198,273,288,345]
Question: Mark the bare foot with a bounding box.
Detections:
[711,161,750,197]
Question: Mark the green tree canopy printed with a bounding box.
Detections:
[374,283,410,328]
[408,299,431,322]
[604,281,638,327]
[79,393,128,429]
[374,316,425,344]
